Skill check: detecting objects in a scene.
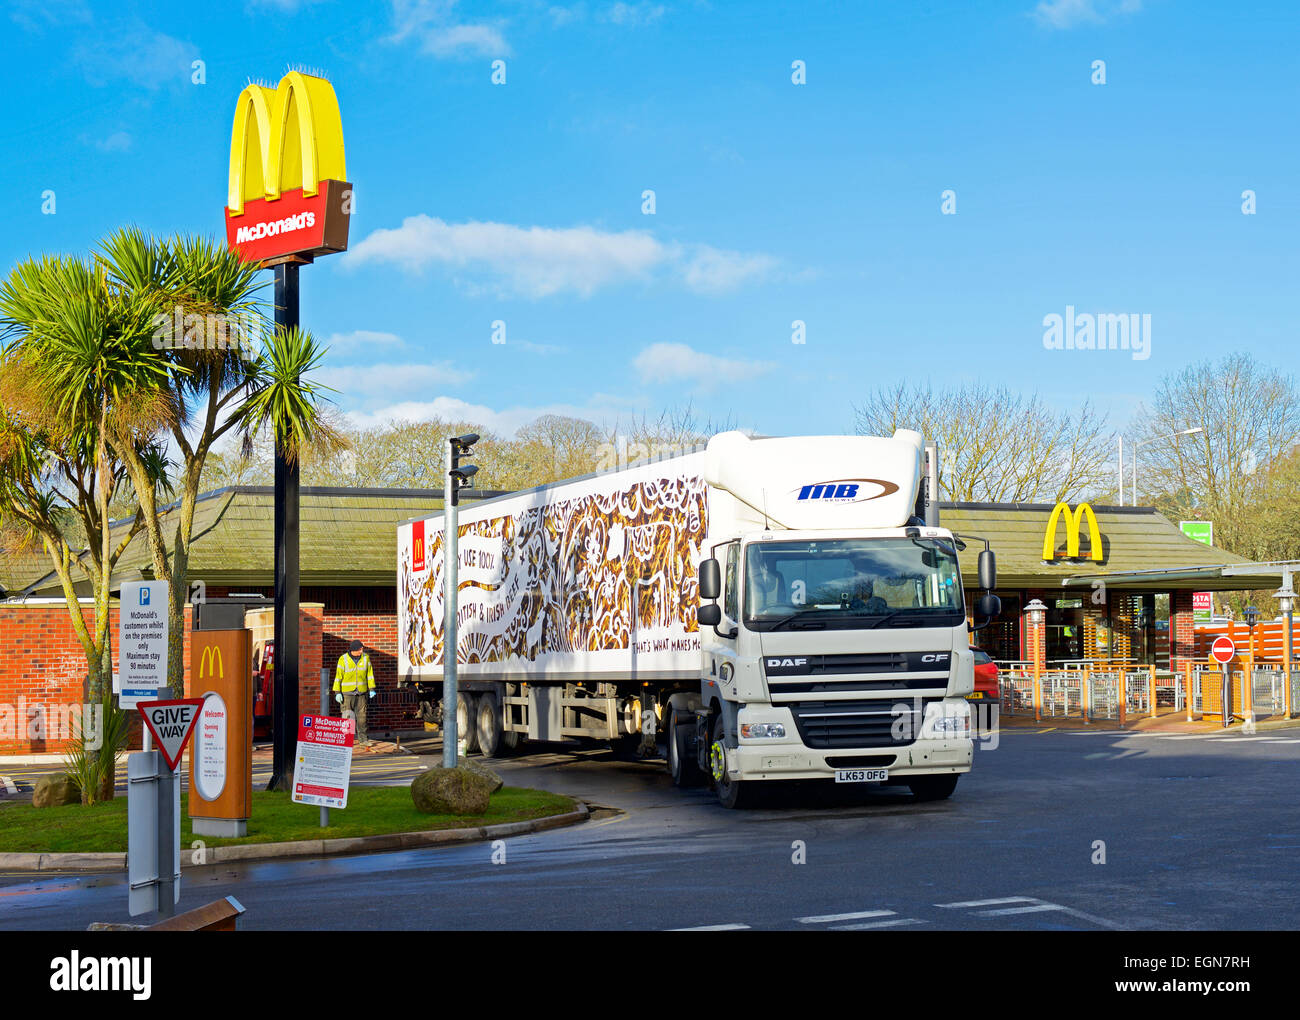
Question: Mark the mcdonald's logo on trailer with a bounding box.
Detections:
[1042,502,1103,562]
[224,70,352,263]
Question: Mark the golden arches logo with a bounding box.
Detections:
[199,645,225,681]
[1043,502,1103,562]
[227,71,346,216]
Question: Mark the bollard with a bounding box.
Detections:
[1184,663,1193,723]
[1082,668,1091,725]
[1149,664,1157,719]
[1118,669,1127,727]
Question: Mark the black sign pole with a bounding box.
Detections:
[268,260,301,792]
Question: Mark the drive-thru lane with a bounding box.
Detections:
[2,727,1298,930]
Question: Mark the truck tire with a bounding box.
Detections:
[710,715,753,809]
[476,693,502,758]
[908,774,959,801]
[456,694,480,755]
[668,708,702,787]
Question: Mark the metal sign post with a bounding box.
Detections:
[443,437,459,769]
[128,689,200,919]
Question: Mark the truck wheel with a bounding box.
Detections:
[711,715,753,809]
[476,694,502,758]
[668,708,702,787]
[456,694,480,755]
[908,774,959,801]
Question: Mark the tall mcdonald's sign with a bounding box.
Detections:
[224,71,352,263]
[1043,501,1103,562]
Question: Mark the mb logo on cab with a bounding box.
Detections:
[795,478,901,503]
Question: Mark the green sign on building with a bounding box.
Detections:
[1180,521,1214,621]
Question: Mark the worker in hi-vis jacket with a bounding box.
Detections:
[334,639,376,749]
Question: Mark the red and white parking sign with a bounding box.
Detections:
[292,714,355,809]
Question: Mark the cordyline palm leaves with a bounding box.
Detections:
[0,254,170,713]
[1,227,343,703]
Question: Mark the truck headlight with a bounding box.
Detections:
[929,716,969,738]
[740,723,786,739]
[919,702,971,739]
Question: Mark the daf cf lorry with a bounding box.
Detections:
[396,430,999,808]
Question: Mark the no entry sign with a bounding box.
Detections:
[1211,635,1236,665]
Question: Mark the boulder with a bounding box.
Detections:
[460,757,504,794]
[411,767,493,816]
[33,773,81,808]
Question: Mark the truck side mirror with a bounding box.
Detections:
[978,592,1001,619]
[699,558,721,601]
[698,604,722,627]
[978,548,997,592]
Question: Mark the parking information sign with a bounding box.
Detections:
[292,714,355,809]
[118,581,169,707]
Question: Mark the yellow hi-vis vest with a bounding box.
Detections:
[334,652,375,694]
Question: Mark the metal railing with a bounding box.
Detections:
[995,661,1280,724]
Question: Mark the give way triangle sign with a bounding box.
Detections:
[137,698,206,771]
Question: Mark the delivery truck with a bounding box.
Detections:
[396,429,999,807]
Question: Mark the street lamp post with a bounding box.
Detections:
[1130,427,1205,506]
[1275,572,1295,718]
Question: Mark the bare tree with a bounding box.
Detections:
[855,382,1114,502]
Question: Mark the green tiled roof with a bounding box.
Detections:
[20,487,477,595]
[939,503,1249,590]
[11,493,1250,598]
[0,544,56,595]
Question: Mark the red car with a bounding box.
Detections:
[967,648,999,704]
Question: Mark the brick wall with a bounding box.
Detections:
[313,586,422,737]
[0,595,333,755]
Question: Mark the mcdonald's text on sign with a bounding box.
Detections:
[292,714,354,809]
[412,519,426,572]
[137,698,206,771]
[224,71,351,263]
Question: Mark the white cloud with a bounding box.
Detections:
[348,216,667,297]
[316,361,473,401]
[320,329,407,356]
[1032,0,1141,29]
[389,0,510,58]
[680,246,778,294]
[345,395,629,437]
[348,215,781,298]
[73,21,198,89]
[633,342,775,393]
[601,3,666,26]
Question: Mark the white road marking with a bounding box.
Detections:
[980,903,1065,916]
[668,923,751,931]
[831,917,927,930]
[935,897,1035,908]
[798,910,895,924]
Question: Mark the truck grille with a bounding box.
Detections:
[788,698,938,750]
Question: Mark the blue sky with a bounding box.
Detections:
[3,0,1298,441]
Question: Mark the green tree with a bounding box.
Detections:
[0,255,172,706]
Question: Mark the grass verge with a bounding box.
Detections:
[0,786,576,854]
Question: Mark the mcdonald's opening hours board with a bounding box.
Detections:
[292,714,354,809]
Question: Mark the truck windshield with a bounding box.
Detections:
[744,537,964,631]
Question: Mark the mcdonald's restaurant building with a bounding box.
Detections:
[0,488,1279,755]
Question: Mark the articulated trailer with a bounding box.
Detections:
[396,430,999,807]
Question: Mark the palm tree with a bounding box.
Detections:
[96,228,343,691]
[0,255,171,704]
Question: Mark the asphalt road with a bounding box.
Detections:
[3,726,1300,931]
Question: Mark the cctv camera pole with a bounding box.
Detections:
[268,259,303,791]
[443,436,459,769]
